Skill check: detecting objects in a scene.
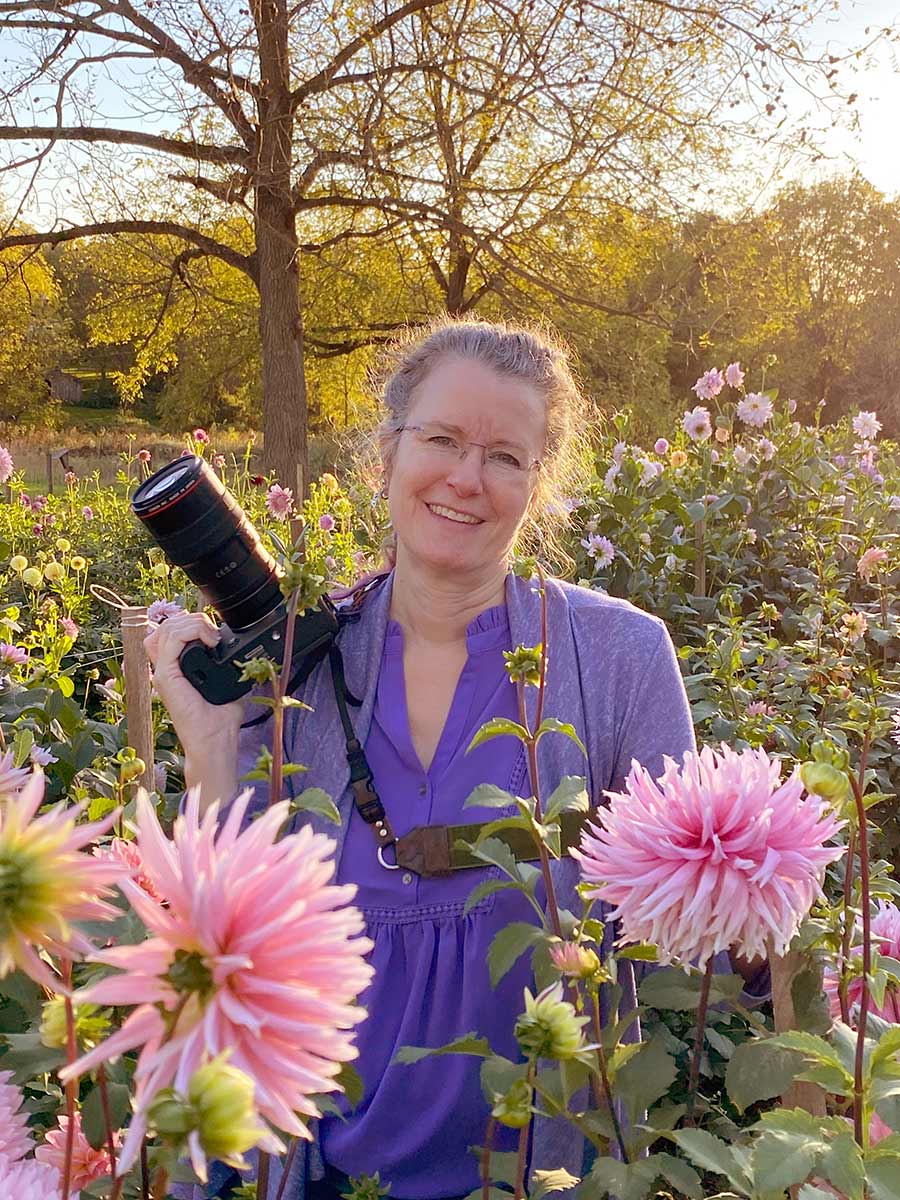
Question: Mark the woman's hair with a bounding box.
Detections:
[373,316,589,571]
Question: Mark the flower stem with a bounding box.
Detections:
[591,991,629,1162]
[850,732,873,1148]
[150,1166,169,1200]
[97,1065,120,1197]
[512,1068,535,1200]
[838,823,857,1027]
[685,959,714,1126]
[480,1115,496,1200]
[140,1140,150,1200]
[268,586,302,810]
[257,1149,272,1200]
[517,682,563,941]
[273,1139,299,1200]
[61,958,77,1200]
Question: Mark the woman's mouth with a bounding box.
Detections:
[426,503,483,525]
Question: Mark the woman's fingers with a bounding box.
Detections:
[144,612,219,669]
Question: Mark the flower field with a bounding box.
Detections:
[0,371,899,1198]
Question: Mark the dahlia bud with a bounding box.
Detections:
[116,748,146,784]
[40,996,110,1050]
[187,1056,271,1164]
[503,644,543,688]
[548,940,605,982]
[43,561,64,582]
[491,1078,533,1129]
[800,762,849,805]
[514,982,588,1061]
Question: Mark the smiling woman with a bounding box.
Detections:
[151,319,702,1200]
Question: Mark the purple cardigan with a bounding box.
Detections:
[220,571,697,1199]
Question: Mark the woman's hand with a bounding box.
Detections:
[144,612,244,805]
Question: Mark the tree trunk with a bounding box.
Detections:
[253,0,308,499]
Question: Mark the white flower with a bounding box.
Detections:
[852,411,881,441]
[29,745,58,767]
[736,393,774,427]
[612,441,627,463]
[664,554,678,571]
[757,437,776,461]
[733,445,751,468]
[636,457,658,485]
[581,534,616,568]
[603,462,620,492]
[682,406,712,443]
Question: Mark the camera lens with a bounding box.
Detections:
[132,456,284,631]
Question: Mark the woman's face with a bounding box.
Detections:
[385,356,546,580]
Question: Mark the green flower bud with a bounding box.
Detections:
[119,756,146,783]
[504,644,544,688]
[514,982,588,1061]
[800,761,850,805]
[491,1078,533,1129]
[238,655,276,685]
[147,1088,195,1139]
[188,1055,270,1164]
[39,996,110,1049]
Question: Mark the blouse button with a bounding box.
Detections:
[402,872,414,885]
[418,784,427,796]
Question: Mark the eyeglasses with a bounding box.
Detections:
[398,423,541,479]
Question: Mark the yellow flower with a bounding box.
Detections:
[319,472,339,495]
[670,449,688,468]
[43,561,64,582]
[55,538,71,554]
[9,555,28,573]
[21,567,43,588]
[70,556,87,572]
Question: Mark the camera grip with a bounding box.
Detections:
[179,639,251,705]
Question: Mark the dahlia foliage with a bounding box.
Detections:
[574,744,845,965]
[63,788,373,1173]
[824,900,900,1023]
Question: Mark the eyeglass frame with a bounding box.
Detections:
[397,422,542,475]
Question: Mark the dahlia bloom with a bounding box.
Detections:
[0,751,30,798]
[682,406,712,443]
[515,982,588,1060]
[35,1112,115,1194]
[266,483,294,519]
[823,901,900,1023]
[549,941,602,981]
[98,837,166,903]
[0,1157,61,1198]
[147,598,183,623]
[0,642,28,668]
[654,438,669,455]
[0,445,13,484]
[0,1069,33,1162]
[192,428,210,444]
[63,789,373,1173]
[580,533,616,568]
[857,546,888,582]
[692,369,725,400]
[733,445,751,468]
[574,745,844,966]
[725,361,745,388]
[852,411,881,440]
[318,513,336,531]
[0,773,126,989]
[737,392,774,427]
[840,611,869,643]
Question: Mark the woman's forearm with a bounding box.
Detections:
[183,734,240,812]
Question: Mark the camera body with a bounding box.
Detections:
[132,456,338,705]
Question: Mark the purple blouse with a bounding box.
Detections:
[319,604,542,1197]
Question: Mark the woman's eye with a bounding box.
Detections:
[489,450,523,469]
[429,435,458,450]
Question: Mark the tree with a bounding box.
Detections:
[0,0,874,487]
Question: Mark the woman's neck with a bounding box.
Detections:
[389,555,507,645]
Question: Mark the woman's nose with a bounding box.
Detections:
[445,446,485,494]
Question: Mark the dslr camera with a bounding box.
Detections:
[132,456,338,705]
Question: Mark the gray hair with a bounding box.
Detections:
[374,317,588,570]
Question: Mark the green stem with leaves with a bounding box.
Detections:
[685,958,715,1127]
[838,823,857,1028]
[849,731,873,1148]
[512,1066,536,1200]
[480,1115,496,1200]
[591,991,629,1162]
[61,958,78,1200]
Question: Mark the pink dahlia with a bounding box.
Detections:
[97,837,166,904]
[265,483,294,520]
[692,369,725,401]
[0,642,28,668]
[725,361,745,388]
[0,1157,60,1198]
[0,1069,33,1162]
[318,513,336,532]
[574,745,844,966]
[682,406,712,443]
[0,445,13,484]
[147,598,183,623]
[857,546,888,582]
[823,901,900,1023]
[192,428,210,444]
[737,392,774,427]
[852,411,881,441]
[0,750,30,797]
[63,789,374,1173]
[0,773,126,989]
[35,1112,115,1193]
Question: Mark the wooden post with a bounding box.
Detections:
[770,945,827,1116]
[46,451,54,494]
[693,518,706,598]
[120,607,156,792]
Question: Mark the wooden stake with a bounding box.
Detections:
[693,517,706,598]
[120,607,156,792]
[769,943,827,1116]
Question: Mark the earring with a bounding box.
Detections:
[379,486,389,500]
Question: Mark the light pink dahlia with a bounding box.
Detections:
[63,789,374,1173]
[0,445,13,485]
[857,546,888,582]
[0,773,126,989]
[265,483,294,520]
[823,901,900,1023]
[574,745,844,966]
[725,361,745,388]
[0,1156,61,1198]
[0,750,30,797]
[35,1112,115,1194]
[0,1069,33,1162]
[682,406,712,443]
[692,369,725,401]
[737,392,774,427]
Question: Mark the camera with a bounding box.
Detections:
[132,456,338,705]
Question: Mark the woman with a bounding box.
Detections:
[146,320,703,1199]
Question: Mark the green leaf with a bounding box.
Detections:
[82,1079,132,1151]
[653,1152,702,1199]
[480,1054,526,1103]
[335,1061,364,1111]
[725,1038,803,1113]
[584,1156,628,1199]
[458,836,521,881]
[464,783,518,810]
[290,787,340,825]
[463,878,521,916]
[0,1031,66,1081]
[534,718,586,757]
[616,944,657,961]
[871,1025,900,1075]
[799,1188,843,1200]
[818,1131,865,1200]
[668,1129,750,1193]
[767,1031,854,1092]
[543,776,589,825]
[639,967,743,1011]
[614,1033,676,1125]
[56,674,75,698]
[529,1168,580,1200]
[394,1033,491,1065]
[751,1109,829,1193]
[487,922,543,988]
[467,718,529,752]
[0,970,42,1020]
[866,1150,900,1200]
